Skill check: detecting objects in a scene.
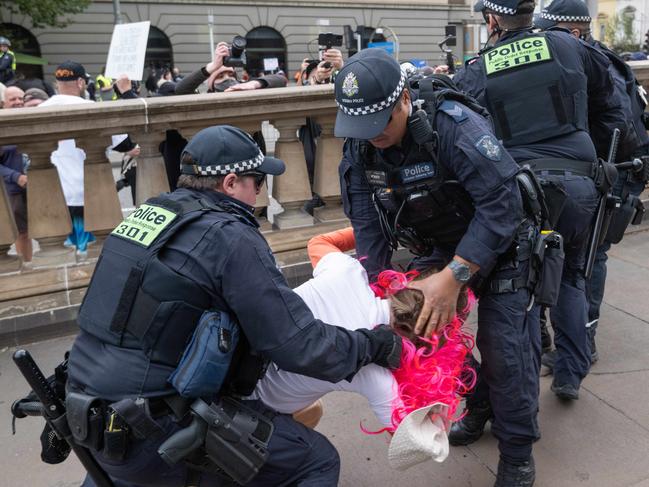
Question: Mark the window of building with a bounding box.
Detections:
[145,26,174,71]
[245,27,286,77]
[0,23,43,79]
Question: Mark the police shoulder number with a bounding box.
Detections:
[484,36,552,75]
[111,203,178,247]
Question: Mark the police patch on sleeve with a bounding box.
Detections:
[475,135,502,161]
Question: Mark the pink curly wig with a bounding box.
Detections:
[364,270,477,434]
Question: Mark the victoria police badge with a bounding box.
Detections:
[475,135,502,162]
[342,72,359,97]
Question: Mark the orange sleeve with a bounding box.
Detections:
[307,227,356,269]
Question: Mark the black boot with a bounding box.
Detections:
[448,402,493,446]
[494,456,535,487]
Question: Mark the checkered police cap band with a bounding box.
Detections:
[483,0,517,15]
[184,150,265,176]
[541,12,591,22]
[336,72,407,116]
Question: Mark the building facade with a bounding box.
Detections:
[1,0,478,82]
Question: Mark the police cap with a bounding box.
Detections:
[482,0,535,16]
[474,0,486,13]
[181,125,285,177]
[0,36,10,47]
[533,0,591,30]
[334,48,406,140]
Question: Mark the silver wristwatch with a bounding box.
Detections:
[448,259,472,283]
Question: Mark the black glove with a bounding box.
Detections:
[359,325,403,370]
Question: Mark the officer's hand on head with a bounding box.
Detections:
[359,325,403,370]
[408,269,463,338]
[322,48,344,70]
[206,42,231,74]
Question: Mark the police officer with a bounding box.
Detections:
[534,0,649,365]
[0,36,16,84]
[454,0,627,403]
[336,48,540,486]
[67,125,402,487]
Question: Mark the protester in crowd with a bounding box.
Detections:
[175,42,287,95]
[297,48,344,86]
[1,85,32,264]
[22,88,48,107]
[2,85,24,109]
[172,66,183,81]
[39,61,96,255]
[0,36,15,84]
[9,76,56,97]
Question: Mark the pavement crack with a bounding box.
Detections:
[582,387,649,434]
[465,444,497,477]
[590,368,649,376]
[602,302,649,326]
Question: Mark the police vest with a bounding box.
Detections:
[360,78,476,256]
[78,194,245,371]
[595,42,649,155]
[481,31,589,147]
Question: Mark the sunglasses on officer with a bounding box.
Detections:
[239,171,266,190]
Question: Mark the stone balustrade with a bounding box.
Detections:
[0,85,351,341]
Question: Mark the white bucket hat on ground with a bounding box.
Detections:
[388,403,450,471]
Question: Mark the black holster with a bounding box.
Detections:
[531,231,565,307]
[158,397,274,485]
[605,194,645,244]
[66,392,105,452]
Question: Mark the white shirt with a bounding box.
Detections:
[39,95,94,206]
[252,252,398,427]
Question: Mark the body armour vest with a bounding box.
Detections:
[595,41,649,155]
[482,31,589,147]
[77,193,243,372]
[360,81,476,256]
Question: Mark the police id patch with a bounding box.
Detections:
[400,162,436,184]
[475,135,502,161]
[111,204,177,247]
[484,36,552,75]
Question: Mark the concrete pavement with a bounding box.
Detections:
[1,229,648,486]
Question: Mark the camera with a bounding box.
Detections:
[224,35,247,68]
[318,33,343,49]
[318,33,343,62]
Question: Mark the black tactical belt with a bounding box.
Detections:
[527,158,596,179]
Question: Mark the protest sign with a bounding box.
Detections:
[105,21,151,80]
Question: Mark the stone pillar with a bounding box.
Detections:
[312,116,346,223]
[270,118,314,229]
[133,130,169,205]
[0,181,20,273]
[19,140,75,267]
[78,136,124,260]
